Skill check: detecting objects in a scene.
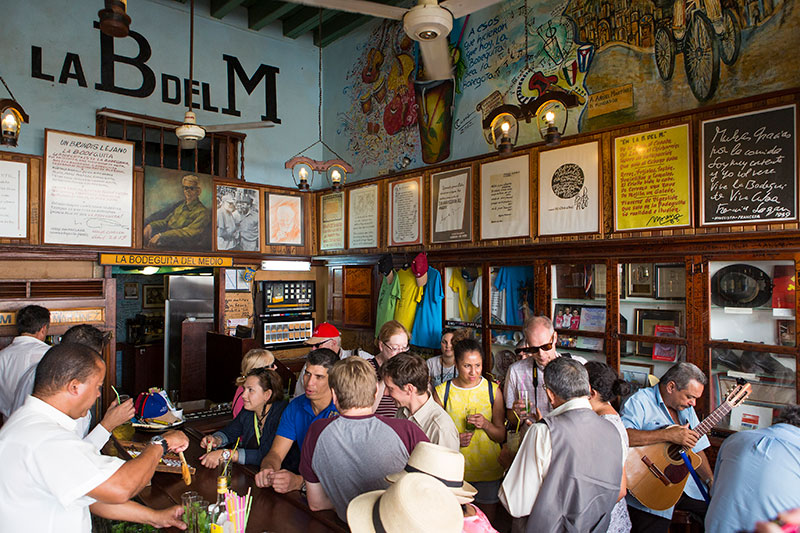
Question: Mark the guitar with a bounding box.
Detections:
[625,379,751,511]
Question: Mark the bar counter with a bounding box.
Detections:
[104,415,348,533]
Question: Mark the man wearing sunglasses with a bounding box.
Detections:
[504,316,586,426]
[293,323,374,397]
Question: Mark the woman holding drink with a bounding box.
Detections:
[435,338,506,522]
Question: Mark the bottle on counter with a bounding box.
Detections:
[208,476,229,533]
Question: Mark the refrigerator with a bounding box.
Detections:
[163,275,215,398]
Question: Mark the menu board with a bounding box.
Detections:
[348,184,379,249]
[701,105,797,225]
[319,192,344,250]
[389,177,422,246]
[43,130,134,246]
[614,124,691,231]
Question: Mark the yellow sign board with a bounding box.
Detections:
[614,124,692,231]
[100,253,233,268]
[588,84,634,118]
[0,308,104,327]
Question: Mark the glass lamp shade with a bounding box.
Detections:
[292,162,314,190]
[535,100,568,146]
[0,108,22,146]
[489,112,518,154]
[326,164,347,190]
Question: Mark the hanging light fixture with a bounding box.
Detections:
[0,76,29,147]
[284,9,353,191]
[535,99,568,147]
[489,112,518,154]
[98,0,131,38]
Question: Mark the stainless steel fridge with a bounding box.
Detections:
[163,275,215,398]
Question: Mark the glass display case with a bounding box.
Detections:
[443,266,483,327]
[550,263,606,364]
[619,262,688,381]
[709,259,797,432]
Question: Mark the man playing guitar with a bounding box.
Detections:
[620,362,714,532]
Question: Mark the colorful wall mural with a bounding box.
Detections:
[324,0,799,182]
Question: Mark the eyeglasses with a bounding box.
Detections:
[514,333,555,355]
[383,342,409,353]
[183,185,199,190]
[310,338,332,349]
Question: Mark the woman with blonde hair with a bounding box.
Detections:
[370,320,410,416]
[232,348,276,417]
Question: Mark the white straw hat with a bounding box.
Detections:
[385,441,477,504]
[347,472,463,533]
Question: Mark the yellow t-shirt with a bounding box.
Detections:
[393,268,424,332]
[448,272,480,322]
[435,378,503,482]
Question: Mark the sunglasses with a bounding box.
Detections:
[310,338,333,349]
[514,333,555,355]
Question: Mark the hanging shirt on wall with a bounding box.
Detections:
[449,271,480,322]
[493,266,534,326]
[375,272,402,336]
[393,268,424,333]
[472,274,505,324]
[411,267,444,349]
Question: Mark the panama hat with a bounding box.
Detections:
[385,442,477,504]
[347,472,463,533]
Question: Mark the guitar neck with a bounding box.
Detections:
[693,400,731,437]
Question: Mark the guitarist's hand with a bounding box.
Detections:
[666,424,700,447]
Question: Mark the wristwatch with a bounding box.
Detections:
[149,435,169,455]
[221,449,232,462]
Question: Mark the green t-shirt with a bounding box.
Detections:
[375,273,401,336]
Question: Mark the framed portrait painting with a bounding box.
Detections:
[215,184,260,252]
[142,284,166,309]
[266,193,304,246]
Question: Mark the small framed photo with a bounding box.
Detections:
[621,361,654,387]
[123,282,139,300]
[142,284,166,309]
[777,320,796,347]
[635,308,683,356]
[627,263,655,297]
[553,304,582,330]
[655,264,686,300]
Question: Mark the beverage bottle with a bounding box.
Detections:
[208,476,228,532]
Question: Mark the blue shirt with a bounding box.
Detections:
[705,423,800,533]
[275,394,337,452]
[411,267,444,349]
[620,385,710,519]
[493,266,534,326]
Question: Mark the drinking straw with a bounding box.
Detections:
[111,385,121,405]
[223,437,240,477]
[244,487,252,530]
[513,409,521,433]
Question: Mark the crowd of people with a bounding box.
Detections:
[0,305,798,532]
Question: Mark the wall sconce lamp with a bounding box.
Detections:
[0,77,29,148]
[98,0,131,38]
[482,91,579,152]
[285,156,354,192]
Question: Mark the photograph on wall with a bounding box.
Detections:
[348,184,379,249]
[215,185,260,252]
[142,284,166,308]
[635,308,683,357]
[480,155,530,240]
[0,159,28,239]
[320,192,345,250]
[621,362,654,388]
[389,176,422,246]
[143,166,213,252]
[266,193,303,246]
[123,282,139,300]
[701,105,797,226]
[539,141,600,236]
[431,167,472,243]
[44,130,134,247]
[614,124,692,231]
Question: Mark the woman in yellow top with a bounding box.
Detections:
[435,338,506,523]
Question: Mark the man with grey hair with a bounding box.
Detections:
[500,357,623,533]
[621,362,713,532]
[706,404,800,533]
[504,316,586,425]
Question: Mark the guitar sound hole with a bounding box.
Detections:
[667,444,684,461]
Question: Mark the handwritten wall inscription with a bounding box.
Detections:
[348,185,379,249]
[390,177,421,246]
[702,105,797,225]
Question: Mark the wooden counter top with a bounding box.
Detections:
[106,416,348,533]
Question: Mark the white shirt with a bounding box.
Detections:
[499,397,592,518]
[0,335,50,418]
[504,354,587,419]
[0,396,124,532]
[426,355,457,388]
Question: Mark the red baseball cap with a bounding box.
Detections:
[411,252,428,287]
[305,322,341,344]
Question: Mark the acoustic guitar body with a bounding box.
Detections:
[626,441,701,511]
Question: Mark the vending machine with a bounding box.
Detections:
[256,280,315,348]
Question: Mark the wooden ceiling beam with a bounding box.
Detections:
[282,6,338,39]
[211,0,246,18]
[248,1,298,31]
